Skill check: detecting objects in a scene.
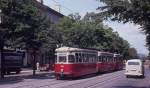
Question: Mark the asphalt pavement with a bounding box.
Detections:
[0,67,150,88]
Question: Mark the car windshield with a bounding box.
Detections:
[128,62,140,65]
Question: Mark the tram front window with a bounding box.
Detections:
[59,56,66,63]
[55,55,57,63]
[68,55,75,63]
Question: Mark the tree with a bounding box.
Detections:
[97,0,150,55]
[0,0,52,77]
[55,13,131,59]
[128,48,138,59]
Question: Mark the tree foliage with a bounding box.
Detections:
[54,13,130,58]
[97,0,150,55]
[0,0,52,76]
[0,0,51,50]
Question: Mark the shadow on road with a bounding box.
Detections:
[68,70,123,80]
[0,77,23,85]
[126,76,145,79]
[0,72,55,85]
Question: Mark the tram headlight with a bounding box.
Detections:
[61,69,64,72]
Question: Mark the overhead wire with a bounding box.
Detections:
[50,0,74,13]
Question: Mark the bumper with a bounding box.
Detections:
[125,73,143,76]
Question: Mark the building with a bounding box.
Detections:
[23,0,64,67]
[34,0,64,23]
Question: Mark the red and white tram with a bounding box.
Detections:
[54,47,123,79]
[55,47,98,79]
[97,52,115,72]
[113,54,124,70]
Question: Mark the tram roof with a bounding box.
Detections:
[113,54,122,57]
[98,51,113,56]
[55,46,97,52]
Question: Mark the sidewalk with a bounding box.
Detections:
[0,69,55,83]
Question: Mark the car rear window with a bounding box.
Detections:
[128,62,140,65]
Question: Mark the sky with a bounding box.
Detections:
[43,0,149,55]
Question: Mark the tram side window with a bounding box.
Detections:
[59,56,66,63]
[91,55,93,62]
[86,54,89,62]
[117,57,119,62]
[108,56,110,62]
[78,53,82,63]
[118,57,120,61]
[106,56,108,62]
[93,55,95,62]
[114,57,116,62]
[75,53,79,63]
[98,56,100,62]
[82,54,85,62]
[113,58,115,62]
[109,56,112,62]
[88,54,91,63]
[99,56,102,62]
[101,56,103,62]
[104,56,106,62]
[103,56,105,62]
[68,55,75,63]
[109,56,111,62]
[94,56,96,62]
[85,54,88,62]
[94,55,96,62]
[89,54,94,63]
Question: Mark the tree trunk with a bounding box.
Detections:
[32,51,36,76]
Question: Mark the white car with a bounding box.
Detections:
[125,59,144,78]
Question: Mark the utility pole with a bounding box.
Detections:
[0,9,4,78]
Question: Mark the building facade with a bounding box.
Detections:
[23,0,64,67]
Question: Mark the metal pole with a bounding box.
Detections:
[0,9,4,78]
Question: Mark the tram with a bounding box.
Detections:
[54,46,123,79]
[97,52,115,72]
[55,47,98,79]
[113,54,124,70]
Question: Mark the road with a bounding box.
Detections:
[0,67,150,88]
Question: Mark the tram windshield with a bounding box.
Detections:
[68,55,75,63]
[59,56,66,63]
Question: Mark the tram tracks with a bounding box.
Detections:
[85,74,122,88]
[1,70,124,88]
[50,70,124,88]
